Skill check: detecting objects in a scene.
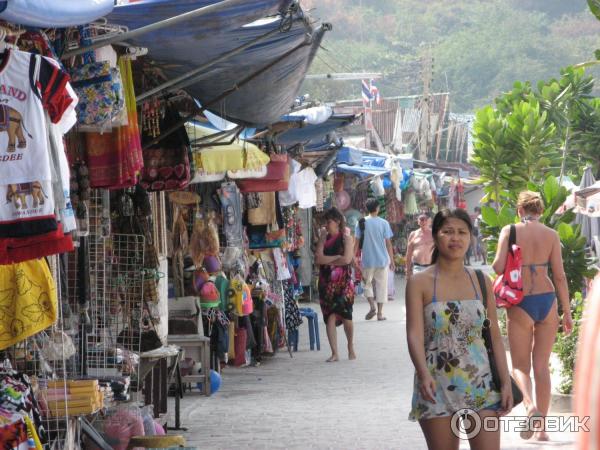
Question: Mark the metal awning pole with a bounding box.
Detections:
[136,25,286,103]
[142,39,310,150]
[61,0,252,59]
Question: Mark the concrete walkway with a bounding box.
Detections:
[168,275,579,449]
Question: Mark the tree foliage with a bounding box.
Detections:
[301,0,600,112]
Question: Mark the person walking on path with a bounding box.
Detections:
[406,208,512,450]
[315,207,356,362]
[492,191,573,441]
[354,199,395,321]
[405,214,434,276]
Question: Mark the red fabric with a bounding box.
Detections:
[493,226,523,308]
[0,224,73,264]
[233,327,247,367]
[0,420,28,448]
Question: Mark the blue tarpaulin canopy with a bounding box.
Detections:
[335,146,362,166]
[107,1,322,126]
[335,146,391,178]
[0,0,114,27]
[275,114,355,145]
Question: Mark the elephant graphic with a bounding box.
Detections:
[6,182,46,210]
[0,105,33,153]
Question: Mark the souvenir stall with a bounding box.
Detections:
[0,0,333,446]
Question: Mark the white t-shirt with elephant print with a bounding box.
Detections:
[0,49,74,235]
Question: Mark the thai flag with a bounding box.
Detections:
[362,79,373,106]
[370,79,381,105]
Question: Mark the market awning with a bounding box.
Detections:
[0,0,114,27]
[336,164,391,178]
[275,114,356,145]
[107,1,324,126]
[185,122,270,173]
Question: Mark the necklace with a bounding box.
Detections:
[522,215,539,223]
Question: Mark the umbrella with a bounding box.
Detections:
[575,167,600,249]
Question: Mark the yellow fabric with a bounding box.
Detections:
[229,277,244,316]
[186,123,269,173]
[0,259,58,350]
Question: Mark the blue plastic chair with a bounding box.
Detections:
[299,307,320,351]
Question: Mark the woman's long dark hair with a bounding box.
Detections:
[430,208,473,264]
[323,207,347,233]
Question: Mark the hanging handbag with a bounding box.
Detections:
[70,29,125,128]
[236,154,289,193]
[493,224,524,308]
[140,105,191,191]
[475,270,523,407]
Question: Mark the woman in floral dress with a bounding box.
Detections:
[315,208,355,362]
[406,209,513,450]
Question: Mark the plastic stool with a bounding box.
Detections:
[288,328,299,352]
[299,307,320,351]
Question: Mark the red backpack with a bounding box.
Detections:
[493,224,524,308]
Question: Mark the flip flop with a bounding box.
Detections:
[377,317,387,321]
[365,309,376,320]
[520,410,543,440]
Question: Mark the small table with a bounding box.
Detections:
[167,335,211,396]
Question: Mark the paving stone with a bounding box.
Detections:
[166,275,577,449]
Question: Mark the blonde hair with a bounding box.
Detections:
[517,191,544,215]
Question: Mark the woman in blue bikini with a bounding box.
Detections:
[493,191,573,441]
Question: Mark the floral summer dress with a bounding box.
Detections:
[409,268,501,421]
[318,231,354,326]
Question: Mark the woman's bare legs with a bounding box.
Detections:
[419,417,460,450]
[467,409,501,450]
[507,307,535,412]
[343,319,355,359]
[531,303,560,441]
[325,314,339,362]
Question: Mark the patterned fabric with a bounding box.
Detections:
[408,300,501,421]
[283,281,302,332]
[70,61,124,126]
[0,420,28,450]
[385,189,404,224]
[0,259,57,350]
[318,232,354,325]
[0,371,46,445]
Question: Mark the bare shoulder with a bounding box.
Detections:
[408,267,434,292]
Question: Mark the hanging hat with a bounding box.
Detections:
[199,281,220,308]
[203,255,221,274]
[193,269,210,293]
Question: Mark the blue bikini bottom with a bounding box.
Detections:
[517,292,556,322]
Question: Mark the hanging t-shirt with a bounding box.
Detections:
[0,50,73,237]
[278,159,302,206]
[295,167,318,209]
[0,49,72,184]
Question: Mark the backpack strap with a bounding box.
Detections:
[475,269,488,310]
[358,218,366,250]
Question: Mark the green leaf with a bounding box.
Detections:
[590,0,600,22]
[595,49,600,61]
[543,176,560,203]
[558,222,574,240]
[481,206,499,227]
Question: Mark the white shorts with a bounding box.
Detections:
[362,266,389,304]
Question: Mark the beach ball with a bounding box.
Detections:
[197,369,222,395]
